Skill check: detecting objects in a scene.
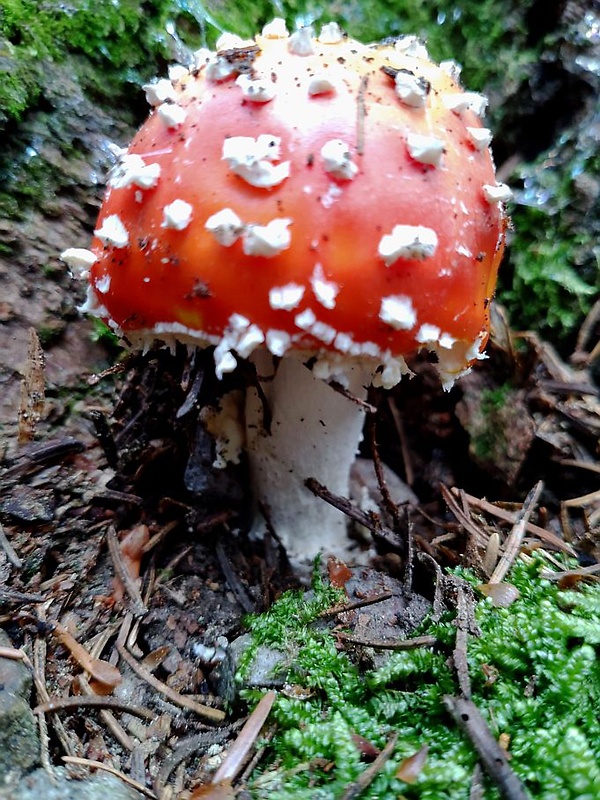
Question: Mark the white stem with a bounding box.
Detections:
[245,350,370,567]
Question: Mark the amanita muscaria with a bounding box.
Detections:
[62,21,510,566]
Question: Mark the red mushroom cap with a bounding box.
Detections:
[81,24,509,388]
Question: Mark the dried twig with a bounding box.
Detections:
[213,691,276,784]
[142,520,179,554]
[450,489,576,556]
[35,693,155,719]
[329,380,377,412]
[387,397,415,486]
[0,588,45,605]
[3,437,85,480]
[563,488,600,508]
[368,416,403,533]
[489,481,543,584]
[116,642,226,722]
[319,592,393,618]
[573,297,600,361]
[441,485,491,550]
[305,477,402,548]
[541,562,600,581]
[0,521,23,569]
[106,526,148,617]
[63,756,157,799]
[336,633,437,651]
[340,732,399,800]
[444,696,528,800]
[452,581,476,699]
[33,628,79,761]
[154,726,240,795]
[0,645,33,666]
[215,540,256,614]
[78,674,136,751]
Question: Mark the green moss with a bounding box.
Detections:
[0,0,199,126]
[241,557,600,798]
[89,318,121,350]
[469,383,512,462]
[498,129,599,345]
[201,0,538,93]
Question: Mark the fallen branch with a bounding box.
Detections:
[443,696,528,800]
[116,642,225,723]
[340,732,399,800]
[489,481,543,584]
[449,488,576,556]
[336,633,437,651]
[63,756,157,799]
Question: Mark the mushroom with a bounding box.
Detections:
[64,22,508,568]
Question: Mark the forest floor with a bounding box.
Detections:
[0,284,598,796]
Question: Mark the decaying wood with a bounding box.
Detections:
[18,328,45,445]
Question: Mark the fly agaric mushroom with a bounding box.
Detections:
[63,22,509,567]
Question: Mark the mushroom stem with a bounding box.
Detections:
[246,350,370,567]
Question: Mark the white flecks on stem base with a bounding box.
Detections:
[379,294,417,330]
[205,208,244,246]
[242,219,292,257]
[378,224,438,265]
[199,390,244,469]
[205,55,238,82]
[94,215,129,248]
[222,135,290,189]
[168,64,189,82]
[246,351,372,569]
[162,199,193,230]
[215,32,255,50]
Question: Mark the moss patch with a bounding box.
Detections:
[241,557,600,798]
[499,128,599,346]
